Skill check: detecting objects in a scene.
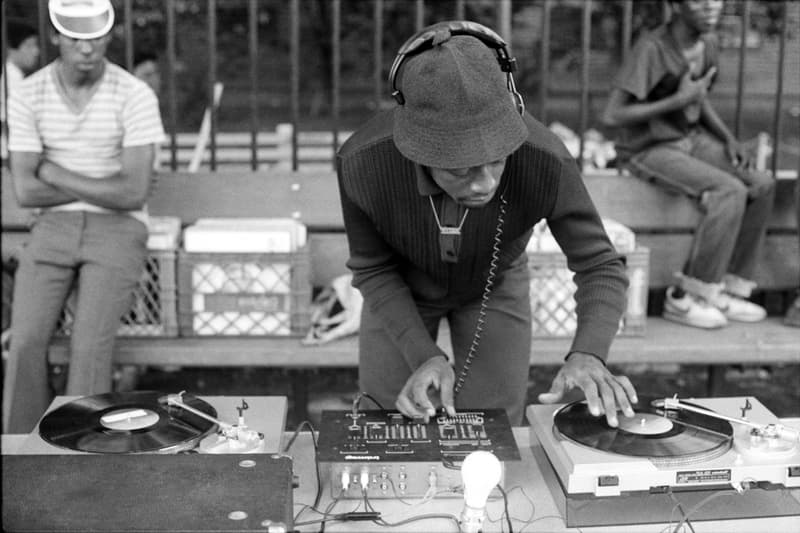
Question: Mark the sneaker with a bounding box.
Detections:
[712,292,767,322]
[784,296,800,328]
[663,286,728,329]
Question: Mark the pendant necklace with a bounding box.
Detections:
[429,195,469,263]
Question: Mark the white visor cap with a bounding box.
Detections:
[49,0,115,40]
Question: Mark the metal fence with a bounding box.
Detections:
[2,0,797,176]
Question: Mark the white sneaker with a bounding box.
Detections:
[663,287,728,329]
[712,292,767,322]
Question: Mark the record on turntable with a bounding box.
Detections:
[526,396,800,527]
[553,395,734,465]
[38,391,218,454]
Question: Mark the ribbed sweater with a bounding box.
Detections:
[336,110,628,370]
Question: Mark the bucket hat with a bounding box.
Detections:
[49,0,115,40]
[393,32,527,169]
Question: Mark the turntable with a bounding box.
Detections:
[528,396,800,527]
[3,392,295,532]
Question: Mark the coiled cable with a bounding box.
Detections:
[453,193,507,396]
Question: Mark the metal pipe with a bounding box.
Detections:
[124,0,133,71]
[373,0,383,111]
[332,0,341,164]
[291,0,300,171]
[578,0,592,167]
[734,1,750,139]
[248,0,259,170]
[539,0,551,124]
[166,0,177,170]
[207,0,217,171]
[770,0,788,177]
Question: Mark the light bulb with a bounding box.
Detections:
[460,451,502,533]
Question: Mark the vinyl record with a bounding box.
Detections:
[554,396,733,465]
[39,391,218,454]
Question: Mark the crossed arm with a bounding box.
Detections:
[10,144,156,211]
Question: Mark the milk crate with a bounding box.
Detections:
[56,249,179,337]
[528,247,649,337]
[177,247,312,337]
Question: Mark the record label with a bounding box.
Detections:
[553,396,733,465]
[38,391,218,454]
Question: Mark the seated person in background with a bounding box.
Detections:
[3,0,165,433]
[336,21,638,427]
[1,18,40,160]
[601,0,775,330]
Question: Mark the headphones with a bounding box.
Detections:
[388,20,525,116]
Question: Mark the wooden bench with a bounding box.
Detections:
[3,169,799,419]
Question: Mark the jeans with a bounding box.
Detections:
[358,254,532,426]
[625,127,775,283]
[3,211,147,433]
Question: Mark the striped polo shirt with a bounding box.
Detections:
[7,60,165,221]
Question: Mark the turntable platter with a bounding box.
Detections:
[38,391,218,454]
[553,396,734,465]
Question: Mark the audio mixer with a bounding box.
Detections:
[317,409,520,499]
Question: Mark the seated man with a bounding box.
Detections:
[602,0,775,329]
[4,0,164,432]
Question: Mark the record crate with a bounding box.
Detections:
[528,247,649,337]
[177,247,312,337]
[56,248,179,337]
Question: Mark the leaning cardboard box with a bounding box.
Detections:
[57,216,181,337]
[527,219,649,337]
[177,218,311,337]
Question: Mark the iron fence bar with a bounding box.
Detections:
[539,0,551,125]
[373,0,383,112]
[166,0,177,171]
[770,0,788,178]
[207,0,217,171]
[455,0,465,20]
[734,0,750,139]
[331,0,341,165]
[124,0,133,71]
[1,3,6,132]
[38,0,48,66]
[498,0,511,43]
[416,0,424,32]
[291,0,300,171]
[621,0,632,62]
[248,0,259,171]
[578,0,592,167]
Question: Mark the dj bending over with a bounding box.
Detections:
[336,21,637,427]
[3,0,165,432]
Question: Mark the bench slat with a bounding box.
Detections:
[47,318,799,368]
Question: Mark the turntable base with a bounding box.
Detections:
[528,397,800,528]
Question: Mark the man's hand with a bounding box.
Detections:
[724,138,753,170]
[395,355,456,422]
[676,67,716,106]
[538,352,637,427]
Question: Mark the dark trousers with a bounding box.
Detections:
[358,255,532,426]
[626,127,775,283]
[3,211,147,433]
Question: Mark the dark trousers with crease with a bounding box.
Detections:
[358,255,531,426]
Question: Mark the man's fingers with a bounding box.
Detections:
[395,394,424,419]
[411,380,436,417]
[439,371,456,416]
[580,378,602,417]
[538,373,566,404]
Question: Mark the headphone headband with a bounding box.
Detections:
[389,20,524,115]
